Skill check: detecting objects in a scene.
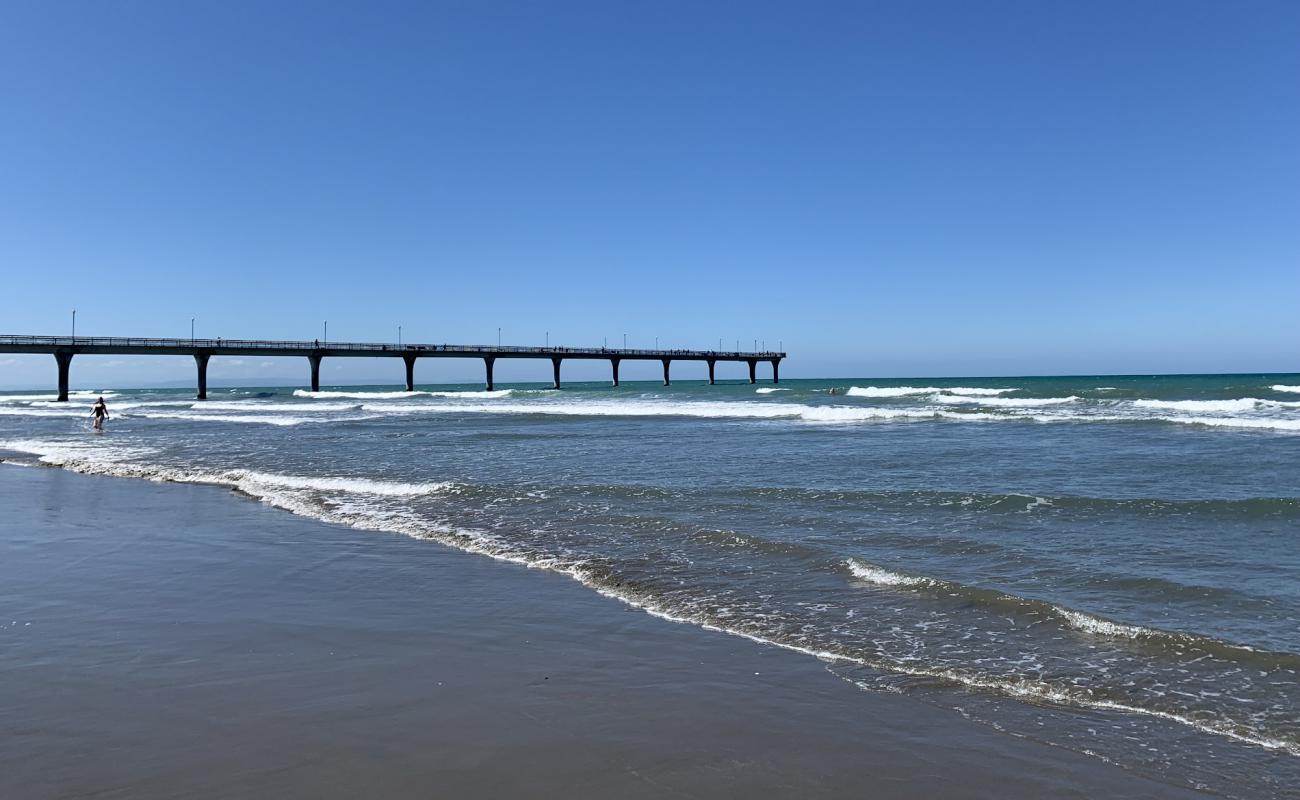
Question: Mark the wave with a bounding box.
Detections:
[1134,398,1265,413]
[134,411,318,426]
[294,388,513,400]
[0,407,93,418]
[845,559,940,587]
[754,387,789,394]
[1272,385,1300,393]
[846,386,942,397]
[934,394,1079,407]
[941,387,1018,396]
[0,391,119,403]
[846,386,1017,398]
[198,401,361,412]
[6,436,1296,758]
[842,559,1297,666]
[1,440,453,497]
[359,399,961,424]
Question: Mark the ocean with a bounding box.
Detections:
[2,373,1297,798]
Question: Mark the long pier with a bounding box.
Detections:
[0,335,785,400]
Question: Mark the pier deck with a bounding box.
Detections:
[0,335,785,399]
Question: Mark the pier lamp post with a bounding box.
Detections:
[71,309,76,340]
[398,325,402,346]
[655,336,658,349]
[191,318,195,342]
[546,331,549,347]
[623,333,627,349]
[498,327,501,347]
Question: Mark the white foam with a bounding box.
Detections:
[229,470,453,496]
[754,387,789,394]
[1134,398,1262,413]
[1053,606,1160,639]
[294,388,513,400]
[941,387,1018,396]
[361,399,946,424]
[846,386,942,397]
[845,559,938,588]
[135,411,315,426]
[934,395,1079,407]
[1271,385,1300,393]
[846,386,1016,398]
[0,391,118,403]
[0,407,92,418]
[198,402,360,412]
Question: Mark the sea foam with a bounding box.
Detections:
[294,388,513,400]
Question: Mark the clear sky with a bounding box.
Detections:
[2,1,1297,388]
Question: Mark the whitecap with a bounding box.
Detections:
[846,386,943,397]
[1270,385,1300,393]
[934,395,1079,407]
[754,387,789,394]
[845,558,939,587]
[294,388,512,400]
[1134,398,1261,413]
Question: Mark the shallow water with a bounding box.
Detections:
[3,374,1298,798]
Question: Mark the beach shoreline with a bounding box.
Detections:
[0,462,1210,798]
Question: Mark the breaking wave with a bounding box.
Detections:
[934,394,1079,407]
[1272,385,1300,393]
[294,388,513,400]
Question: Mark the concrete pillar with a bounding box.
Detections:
[747,359,757,384]
[611,358,621,387]
[551,357,562,390]
[54,351,73,402]
[194,352,211,400]
[662,358,671,386]
[403,354,417,392]
[771,359,780,385]
[484,356,496,391]
[707,359,716,385]
[308,354,322,393]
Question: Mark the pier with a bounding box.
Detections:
[0,335,785,400]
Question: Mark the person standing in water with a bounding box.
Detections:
[90,396,109,430]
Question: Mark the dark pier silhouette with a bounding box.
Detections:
[0,335,785,400]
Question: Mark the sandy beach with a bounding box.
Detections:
[0,462,1209,799]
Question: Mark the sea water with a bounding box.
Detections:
[2,374,1297,797]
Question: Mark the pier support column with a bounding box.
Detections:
[484,356,496,392]
[403,354,417,392]
[611,358,621,387]
[308,354,322,393]
[747,359,757,384]
[54,351,73,402]
[662,359,671,386]
[551,357,562,390]
[707,359,716,385]
[771,359,780,385]
[194,352,211,400]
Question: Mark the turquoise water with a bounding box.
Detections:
[3,373,1298,797]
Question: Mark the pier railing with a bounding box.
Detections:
[0,335,782,359]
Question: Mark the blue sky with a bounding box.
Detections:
[1,1,1297,388]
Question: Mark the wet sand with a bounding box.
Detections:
[0,463,1208,799]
